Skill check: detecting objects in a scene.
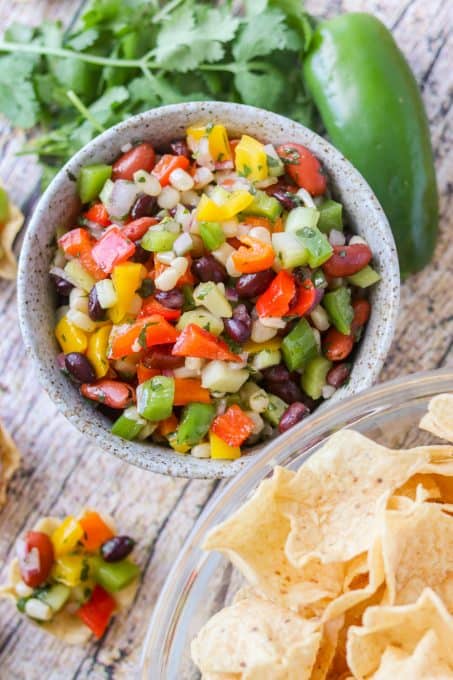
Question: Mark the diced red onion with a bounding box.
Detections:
[214,160,234,170]
[226,286,239,302]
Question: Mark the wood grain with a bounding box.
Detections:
[0,1,451,678]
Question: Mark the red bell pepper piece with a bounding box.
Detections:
[84,203,111,227]
[173,378,211,405]
[91,226,136,274]
[255,270,296,318]
[137,364,161,384]
[58,228,93,257]
[172,324,242,363]
[122,217,158,242]
[289,278,316,317]
[211,405,255,447]
[79,250,109,281]
[277,143,327,196]
[138,297,181,322]
[112,143,156,181]
[231,235,275,274]
[151,154,190,187]
[76,585,116,639]
[80,380,136,409]
[79,511,114,552]
[108,315,179,359]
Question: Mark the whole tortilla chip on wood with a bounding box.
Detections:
[0,420,20,506]
[0,194,24,280]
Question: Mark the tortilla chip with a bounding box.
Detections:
[381,501,453,609]
[191,594,322,679]
[420,394,453,443]
[311,616,344,680]
[279,431,438,567]
[0,512,137,644]
[204,468,345,613]
[346,588,453,679]
[372,630,453,679]
[0,200,24,280]
[395,472,442,502]
[0,420,20,506]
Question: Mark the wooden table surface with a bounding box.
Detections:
[0,1,451,678]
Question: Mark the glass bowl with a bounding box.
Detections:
[141,368,453,678]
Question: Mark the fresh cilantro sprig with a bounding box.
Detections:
[0,0,318,185]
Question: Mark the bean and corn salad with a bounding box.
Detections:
[51,124,380,460]
[15,511,139,638]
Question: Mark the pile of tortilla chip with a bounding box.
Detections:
[191,394,453,679]
[0,182,24,280]
[0,420,20,507]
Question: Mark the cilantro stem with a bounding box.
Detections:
[152,0,186,23]
[66,90,105,133]
[0,40,142,69]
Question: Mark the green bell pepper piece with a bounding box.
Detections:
[93,558,140,593]
[111,407,145,440]
[242,190,282,220]
[199,221,226,251]
[281,318,319,371]
[141,229,178,253]
[312,269,328,289]
[0,186,10,224]
[263,394,288,427]
[295,226,333,268]
[301,356,332,400]
[323,287,354,335]
[285,206,319,233]
[317,199,343,233]
[304,13,438,277]
[36,584,71,613]
[77,164,112,204]
[347,265,381,288]
[137,376,174,421]
[177,402,215,447]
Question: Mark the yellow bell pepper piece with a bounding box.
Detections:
[235,134,268,182]
[55,316,88,354]
[167,432,190,454]
[52,554,88,587]
[210,432,241,460]
[243,338,282,354]
[108,263,146,324]
[186,124,232,163]
[87,324,112,378]
[51,516,84,557]
[197,191,254,222]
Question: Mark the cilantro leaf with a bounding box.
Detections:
[0,55,40,128]
[232,8,295,62]
[235,68,285,110]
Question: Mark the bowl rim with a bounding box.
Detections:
[140,367,453,675]
[17,101,400,479]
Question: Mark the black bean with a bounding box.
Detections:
[272,189,299,211]
[192,255,228,283]
[278,402,309,433]
[266,379,303,404]
[226,287,239,302]
[65,353,96,383]
[224,318,250,343]
[327,363,351,388]
[170,139,190,158]
[101,536,135,562]
[132,244,150,264]
[51,274,74,296]
[88,286,105,321]
[154,288,184,309]
[263,365,291,383]
[130,194,157,220]
[236,269,275,298]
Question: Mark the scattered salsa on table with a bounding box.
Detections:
[51,124,380,459]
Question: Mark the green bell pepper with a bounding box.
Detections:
[347,265,381,288]
[317,199,343,233]
[296,226,333,268]
[93,558,139,593]
[242,190,282,220]
[263,394,288,426]
[36,584,71,613]
[141,229,178,253]
[77,164,112,204]
[323,287,354,335]
[301,356,332,400]
[281,318,319,371]
[137,376,174,421]
[199,221,226,251]
[111,407,146,440]
[304,13,438,277]
[177,402,215,447]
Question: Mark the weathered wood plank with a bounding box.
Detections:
[0,0,451,678]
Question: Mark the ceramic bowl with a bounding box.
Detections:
[17,102,400,479]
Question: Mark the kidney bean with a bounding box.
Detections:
[323,328,354,361]
[81,380,135,409]
[170,139,190,158]
[17,531,54,588]
[272,189,299,211]
[123,216,158,241]
[65,352,96,383]
[130,194,157,220]
[263,365,291,383]
[146,349,185,369]
[278,402,309,433]
[112,143,155,181]
[351,298,371,330]
[154,288,184,309]
[88,286,105,321]
[322,244,372,278]
[236,269,275,298]
[327,363,351,388]
[51,273,74,296]
[101,535,135,562]
[265,378,303,404]
[192,255,228,283]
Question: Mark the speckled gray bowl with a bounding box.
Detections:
[17,102,400,479]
